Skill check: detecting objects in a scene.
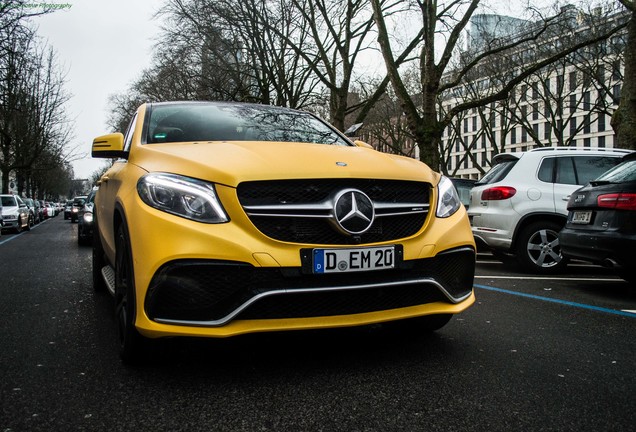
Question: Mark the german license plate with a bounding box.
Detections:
[572,210,592,224]
[313,246,395,274]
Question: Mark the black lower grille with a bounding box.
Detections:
[144,248,475,324]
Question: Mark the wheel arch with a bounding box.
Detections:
[511,212,567,250]
[113,202,127,243]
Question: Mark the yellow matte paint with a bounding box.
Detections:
[92,103,476,340]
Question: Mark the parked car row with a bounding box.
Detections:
[462,147,634,283]
[0,195,65,235]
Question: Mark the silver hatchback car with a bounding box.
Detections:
[0,194,30,233]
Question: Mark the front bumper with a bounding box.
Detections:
[1,217,18,228]
[120,182,476,339]
[145,247,474,327]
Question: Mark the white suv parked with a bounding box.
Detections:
[468,147,631,273]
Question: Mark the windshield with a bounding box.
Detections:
[595,159,636,183]
[145,103,351,146]
[476,160,517,185]
[1,196,16,207]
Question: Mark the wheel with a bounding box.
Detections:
[114,223,148,364]
[92,221,107,292]
[515,221,567,274]
[25,215,31,231]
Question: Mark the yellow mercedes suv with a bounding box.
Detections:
[92,101,475,363]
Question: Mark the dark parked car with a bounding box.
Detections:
[77,189,96,245]
[70,196,87,222]
[450,178,476,210]
[64,200,73,220]
[22,198,40,226]
[560,152,636,283]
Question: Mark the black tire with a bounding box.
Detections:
[92,221,106,292]
[115,223,148,364]
[515,221,568,274]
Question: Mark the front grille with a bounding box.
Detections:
[237,179,431,245]
[144,248,475,324]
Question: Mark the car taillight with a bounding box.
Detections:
[481,186,517,201]
[597,193,636,210]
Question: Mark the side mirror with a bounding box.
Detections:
[344,123,363,137]
[92,133,126,159]
[353,140,374,149]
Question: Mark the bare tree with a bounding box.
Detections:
[371,0,629,169]
[0,26,73,194]
[611,0,636,149]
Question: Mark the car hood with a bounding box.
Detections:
[129,141,439,186]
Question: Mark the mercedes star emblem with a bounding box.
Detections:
[333,189,375,235]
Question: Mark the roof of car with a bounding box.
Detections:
[492,147,633,165]
[146,100,302,114]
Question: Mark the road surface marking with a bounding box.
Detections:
[474,283,636,318]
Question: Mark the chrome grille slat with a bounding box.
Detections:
[237,179,431,244]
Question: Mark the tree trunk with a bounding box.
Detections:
[612,10,636,150]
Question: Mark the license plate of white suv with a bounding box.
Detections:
[313,246,395,274]
[572,210,592,224]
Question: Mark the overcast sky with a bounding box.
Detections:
[34,1,162,179]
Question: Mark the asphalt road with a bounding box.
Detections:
[1,216,635,432]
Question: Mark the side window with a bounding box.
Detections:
[572,156,622,185]
[537,157,555,182]
[556,157,577,185]
[123,113,138,152]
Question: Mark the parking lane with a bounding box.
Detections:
[475,252,636,320]
[0,218,52,246]
[475,283,636,318]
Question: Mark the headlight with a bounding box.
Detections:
[83,212,94,223]
[137,173,229,223]
[436,176,461,218]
